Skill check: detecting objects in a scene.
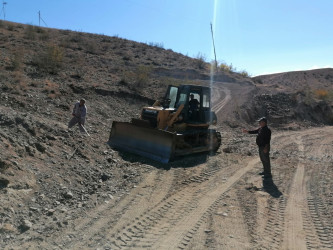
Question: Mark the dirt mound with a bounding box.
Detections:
[251,69,333,127]
[247,92,333,127]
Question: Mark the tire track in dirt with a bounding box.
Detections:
[76,158,258,249]
[212,86,231,114]
[211,85,224,104]
[305,192,332,249]
[106,161,230,249]
[35,169,175,249]
[297,129,333,249]
[254,185,288,249]
[281,135,307,250]
[49,161,224,249]
[249,132,297,249]
[111,162,226,247]
[304,128,333,249]
[143,158,259,249]
[281,129,333,249]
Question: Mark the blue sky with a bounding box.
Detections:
[2,0,333,76]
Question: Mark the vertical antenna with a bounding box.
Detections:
[2,1,7,20]
[38,11,48,27]
[210,22,218,72]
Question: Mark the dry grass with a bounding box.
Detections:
[24,25,36,40]
[32,44,64,74]
[43,79,60,99]
[195,53,207,69]
[8,50,23,71]
[314,89,329,100]
[135,65,152,87]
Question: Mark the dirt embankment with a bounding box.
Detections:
[252,69,333,127]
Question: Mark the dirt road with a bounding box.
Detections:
[211,85,231,114]
[12,125,332,250]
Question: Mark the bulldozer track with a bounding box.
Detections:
[43,157,258,249]
[36,169,176,249]
[281,135,308,249]
[295,130,333,249]
[250,174,290,249]
[118,158,258,250]
[306,165,333,249]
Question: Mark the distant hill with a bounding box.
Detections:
[254,68,333,94]
[250,69,333,127]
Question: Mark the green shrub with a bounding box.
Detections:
[135,65,152,87]
[32,45,64,74]
[239,70,251,77]
[148,42,164,49]
[120,65,152,90]
[195,52,207,69]
[219,62,233,72]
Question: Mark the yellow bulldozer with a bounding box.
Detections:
[108,84,221,163]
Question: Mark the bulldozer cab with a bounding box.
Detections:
[163,85,216,125]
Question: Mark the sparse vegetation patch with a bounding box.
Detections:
[32,44,64,74]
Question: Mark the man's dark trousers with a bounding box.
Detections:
[259,146,271,177]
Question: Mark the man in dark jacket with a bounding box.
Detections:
[189,94,200,120]
[243,117,272,179]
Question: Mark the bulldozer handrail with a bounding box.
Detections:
[167,104,184,127]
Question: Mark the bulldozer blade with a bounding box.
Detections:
[108,121,176,163]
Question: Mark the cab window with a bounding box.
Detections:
[202,90,210,108]
[168,86,178,108]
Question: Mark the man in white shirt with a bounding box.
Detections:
[68,99,87,133]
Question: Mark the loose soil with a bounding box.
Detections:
[6,124,332,250]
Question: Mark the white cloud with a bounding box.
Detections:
[310,65,332,70]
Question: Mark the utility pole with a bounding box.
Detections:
[210,22,218,72]
[38,10,47,27]
[2,1,7,20]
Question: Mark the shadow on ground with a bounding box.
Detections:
[117,150,213,170]
[262,178,283,198]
